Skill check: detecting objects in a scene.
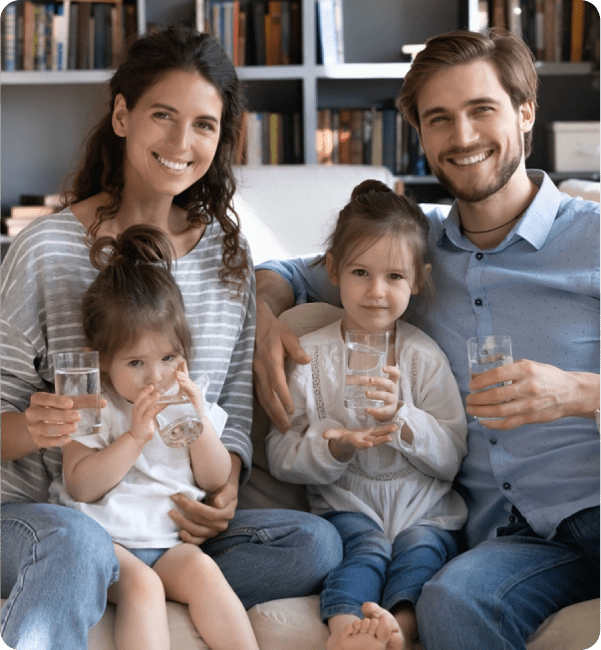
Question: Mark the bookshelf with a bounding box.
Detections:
[1,0,599,212]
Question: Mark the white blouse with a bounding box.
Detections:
[266,319,468,540]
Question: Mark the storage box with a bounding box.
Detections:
[548,122,600,173]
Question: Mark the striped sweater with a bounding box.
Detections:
[1,209,255,503]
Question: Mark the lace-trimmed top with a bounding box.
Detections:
[267,319,468,539]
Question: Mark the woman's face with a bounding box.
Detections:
[112,69,223,200]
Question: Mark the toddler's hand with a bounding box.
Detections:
[323,422,397,459]
[129,384,164,443]
[174,361,205,418]
[365,365,401,422]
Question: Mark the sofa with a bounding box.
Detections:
[4,166,598,650]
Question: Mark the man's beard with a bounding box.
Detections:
[429,137,523,203]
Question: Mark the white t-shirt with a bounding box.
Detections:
[51,382,227,549]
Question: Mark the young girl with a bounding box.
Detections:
[266,180,468,650]
[52,225,260,650]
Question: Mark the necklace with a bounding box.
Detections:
[460,212,522,234]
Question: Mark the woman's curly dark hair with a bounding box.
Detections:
[64,25,248,293]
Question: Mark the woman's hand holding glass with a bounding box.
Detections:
[24,392,83,449]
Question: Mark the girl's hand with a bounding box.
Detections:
[365,365,401,422]
[24,391,82,448]
[129,384,164,443]
[323,422,397,459]
[173,361,205,417]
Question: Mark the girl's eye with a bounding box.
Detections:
[352,269,367,276]
[128,360,142,367]
[162,354,176,363]
[389,273,404,280]
[196,120,217,132]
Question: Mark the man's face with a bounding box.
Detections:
[416,59,534,203]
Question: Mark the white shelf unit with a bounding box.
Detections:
[1,0,599,210]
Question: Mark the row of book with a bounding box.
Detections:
[237,111,303,165]
[3,194,63,236]
[203,0,301,66]
[1,1,137,71]
[481,0,599,63]
[316,105,429,177]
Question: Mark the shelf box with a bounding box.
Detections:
[548,122,600,173]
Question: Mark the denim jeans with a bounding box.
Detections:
[1,503,342,650]
[319,510,461,621]
[417,506,600,650]
[1,503,120,650]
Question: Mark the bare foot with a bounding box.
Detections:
[334,617,388,650]
[361,602,405,650]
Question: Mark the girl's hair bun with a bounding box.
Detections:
[350,179,393,201]
[89,224,175,272]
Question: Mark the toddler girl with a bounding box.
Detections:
[266,180,468,650]
[52,225,259,650]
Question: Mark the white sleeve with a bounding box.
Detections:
[388,346,467,482]
[266,362,351,485]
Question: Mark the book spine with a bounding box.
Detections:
[3,4,17,71]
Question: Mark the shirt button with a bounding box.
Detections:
[475,298,483,306]
[503,482,511,490]
[476,252,483,260]
[509,515,516,523]
[490,437,497,444]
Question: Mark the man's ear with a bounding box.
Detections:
[411,263,432,295]
[519,101,535,135]
[325,252,340,286]
[112,94,129,138]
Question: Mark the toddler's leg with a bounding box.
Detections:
[153,543,260,650]
[108,544,170,650]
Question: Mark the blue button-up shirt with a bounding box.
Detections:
[258,170,600,548]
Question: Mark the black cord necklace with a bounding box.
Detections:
[460,212,522,234]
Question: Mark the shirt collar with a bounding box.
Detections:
[439,170,562,252]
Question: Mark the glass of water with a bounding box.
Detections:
[155,374,207,448]
[54,351,101,435]
[467,335,513,421]
[344,330,389,412]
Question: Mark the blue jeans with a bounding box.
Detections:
[1,503,341,650]
[319,510,461,621]
[1,503,119,650]
[417,506,600,650]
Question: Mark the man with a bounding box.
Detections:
[254,29,600,650]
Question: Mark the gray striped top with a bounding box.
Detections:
[1,209,255,503]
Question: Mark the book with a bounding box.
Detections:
[52,10,66,71]
[23,1,35,70]
[317,0,338,64]
[67,3,79,69]
[570,0,586,62]
[9,205,55,218]
[196,0,206,33]
[266,1,283,65]
[289,0,301,64]
[2,3,17,71]
[252,1,266,65]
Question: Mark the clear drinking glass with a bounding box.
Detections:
[344,330,389,411]
[155,374,207,448]
[467,335,513,421]
[54,351,102,435]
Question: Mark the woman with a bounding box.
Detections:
[1,26,341,650]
